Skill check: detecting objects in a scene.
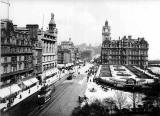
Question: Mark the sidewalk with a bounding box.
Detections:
[0,71,69,111]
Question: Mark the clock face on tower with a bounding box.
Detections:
[105,28,108,32]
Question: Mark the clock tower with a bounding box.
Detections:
[102,20,111,42]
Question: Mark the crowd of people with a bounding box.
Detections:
[86,65,98,82]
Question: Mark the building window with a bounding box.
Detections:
[43,56,45,62]
[43,65,45,71]
[4,57,7,63]
[7,38,10,44]
[13,66,17,72]
[19,63,22,70]
[24,63,27,69]
[21,40,24,45]
[4,65,7,73]
[19,56,21,61]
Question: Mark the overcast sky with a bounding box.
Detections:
[1,0,160,60]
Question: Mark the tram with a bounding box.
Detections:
[37,84,55,105]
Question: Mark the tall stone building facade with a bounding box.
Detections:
[1,20,34,86]
[57,45,71,64]
[57,38,79,65]
[40,13,58,80]
[26,24,42,80]
[101,20,149,67]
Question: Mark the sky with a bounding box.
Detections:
[1,0,160,60]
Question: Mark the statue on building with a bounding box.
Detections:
[51,13,54,19]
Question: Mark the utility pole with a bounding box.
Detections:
[42,14,44,30]
[0,0,10,19]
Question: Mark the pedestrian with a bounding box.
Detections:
[19,94,22,99]
[87,76,89,82]
[7,102,10,108]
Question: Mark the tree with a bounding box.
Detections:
[129,92,143,109]
[102,98,117,114]
[71,99,109,116]
[114,91,127,110]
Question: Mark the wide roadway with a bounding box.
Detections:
[1,72,88,116]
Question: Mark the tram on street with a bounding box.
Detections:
[37,84,55,105]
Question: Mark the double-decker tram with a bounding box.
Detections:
[37,84,55,105]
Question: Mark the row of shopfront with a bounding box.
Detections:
[0,77,39,101]
[0,67,62,101]
[0,61,83,107]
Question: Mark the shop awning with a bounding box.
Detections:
[23,80,33,86]
[53,68,58,73]
[0,84,21,98]
[0,87,10,98]
[23,77,39,86]
[46,77,58,85]
[57,64,65,68]
[10,84,21,94]
[30,78,39,83]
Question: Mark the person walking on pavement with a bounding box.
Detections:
[87,74,89,82]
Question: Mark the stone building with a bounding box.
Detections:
[26,24,42,80]
[74,47,80,63]
[57,38,79,65]
[0,19,41,87]
[39,13,58,80]
[101,20,149,67]
[57,45,71,64]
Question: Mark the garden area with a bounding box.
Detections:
[148,66,160,78]
[72,76,160,116]
[99,65,112,77]
[126,66,153,79]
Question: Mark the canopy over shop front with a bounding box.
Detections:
[0,84,21,99]
[46,76,58,85]
[66,63,74,67]
[22,77,39,87]
[30,78,39,83]
[57,64,65,68]
[23,79,33,87]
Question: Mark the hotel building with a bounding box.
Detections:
[101,20,149,67]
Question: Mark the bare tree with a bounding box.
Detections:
[114,91,127,110]
[129,92,143,109]
[102,97,116,114]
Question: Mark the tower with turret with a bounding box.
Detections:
[102,20,111,42]
[49,13,57,36]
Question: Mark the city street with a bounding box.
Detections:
[2,0,160,115]
[1,69,88,116]
[36,74,87,116]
